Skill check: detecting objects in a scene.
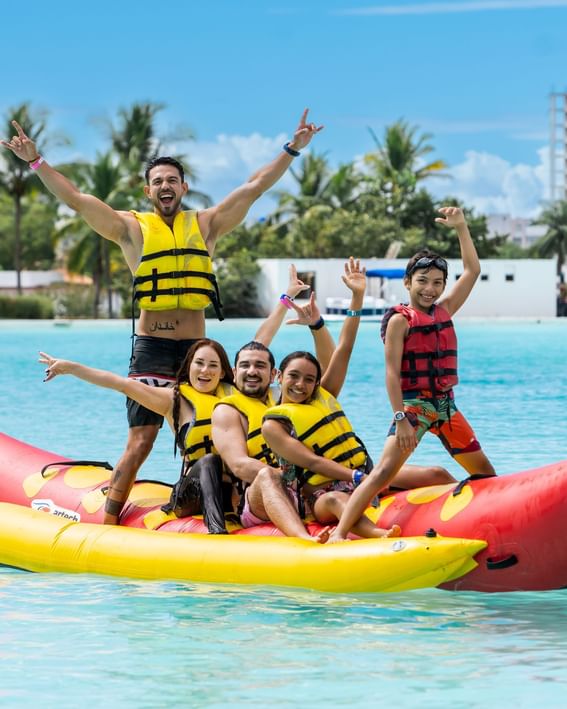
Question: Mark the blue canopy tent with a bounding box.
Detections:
[366,268,405,279]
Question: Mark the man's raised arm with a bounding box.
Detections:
[200,109,323,250]
[1,120,132,247]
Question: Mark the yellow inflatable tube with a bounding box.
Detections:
[0,503,486,593]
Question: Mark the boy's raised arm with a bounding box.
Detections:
[436,206,481,316]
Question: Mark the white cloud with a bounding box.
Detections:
[336,0,567,16]
[167,131,296,220]
[428,147,549,217]
[169,130,550,221]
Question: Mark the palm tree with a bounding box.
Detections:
[0,104,51,294]
[110,101,210,207]
[532,201,567,277]
[364,119,447,212]
[274,153,361,226]
[111,101,167,168]
[57,152,130,317]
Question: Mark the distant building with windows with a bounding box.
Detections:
[256,258,557,318]
[486,214,546,249]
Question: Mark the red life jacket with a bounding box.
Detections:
[381,304,458,393]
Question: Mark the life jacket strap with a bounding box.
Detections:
[132,270,219,287]
[185,434,215,458]
[402,349,458,360]
[407,320,453,336]
[140,247,209,262]
[132,269,224,321]
[333,445,367,465]
[311,431,358,456]
[297,410,346,442]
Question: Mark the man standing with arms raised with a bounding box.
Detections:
[2,110,322,523]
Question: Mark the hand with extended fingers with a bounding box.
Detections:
[435,206,466,228]
[286,292,323,328]
[285,264,310,300]
[289,109,324,151]
[1,120,40,163]
[38,352,72,382]
[341,257,367,297]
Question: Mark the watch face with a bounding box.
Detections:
[394,411,405,421]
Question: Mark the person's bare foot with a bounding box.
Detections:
[314,526,332,544]
[327,530,348,544]
[384,524,401,538]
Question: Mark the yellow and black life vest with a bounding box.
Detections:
[263,387,368,485]
[178,384,219,463]
[216,389,277,466]
[132,210,223,319]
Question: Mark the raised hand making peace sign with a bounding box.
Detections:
[1,120,40,163]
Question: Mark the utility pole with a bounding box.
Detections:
[550,92,567,202]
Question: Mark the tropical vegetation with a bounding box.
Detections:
[0,104,563,317]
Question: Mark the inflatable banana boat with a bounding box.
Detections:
[0,433,485,593]
[1,432,566,591]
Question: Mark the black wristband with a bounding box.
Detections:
[309,316,325,331]
[283,142,300,157]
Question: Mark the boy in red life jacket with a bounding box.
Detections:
[329,206,496,543]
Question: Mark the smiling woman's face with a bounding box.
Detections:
[280,357,319,404]
[188,345,224,393]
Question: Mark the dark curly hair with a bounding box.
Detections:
[144,156,185,184]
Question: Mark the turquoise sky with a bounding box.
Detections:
[3,0,567,217]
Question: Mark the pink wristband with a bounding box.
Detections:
[29,156,44,171]
[280,294,294,309]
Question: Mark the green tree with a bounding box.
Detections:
[0,193,58,270]
[364,120,447,217]
[111,101,167,167]
[110,101,211,208]
[532,201,567,277]
[273,152,333,226]
[273,153,362,224]
[56,152,130,317]
[399,198,503,259]
[213,249,261,317]
[0,104,61,293]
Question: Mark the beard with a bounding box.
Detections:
[239,379,270,399]
[153,193,182,218]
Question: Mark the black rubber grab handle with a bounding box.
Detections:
[486,554,518,570]
[40,460,113,478]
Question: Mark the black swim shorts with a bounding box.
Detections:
[126,335,199,427]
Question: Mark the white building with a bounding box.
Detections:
[256,258,557,318]
[487,215,546,249]
[0,270,65,295]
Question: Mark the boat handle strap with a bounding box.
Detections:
[40,460,113,478]
[486,555,518,570]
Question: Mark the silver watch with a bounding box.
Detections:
[393,411,406,422]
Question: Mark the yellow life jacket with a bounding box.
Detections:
[216,389,277,466]
[263,387,368,485]
[214,382,236,399]
[132,210,223,319]
[178,384,219,463]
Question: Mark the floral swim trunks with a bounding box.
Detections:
[387,390,481,457]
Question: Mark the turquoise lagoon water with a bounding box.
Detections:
[1,318,566,708]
